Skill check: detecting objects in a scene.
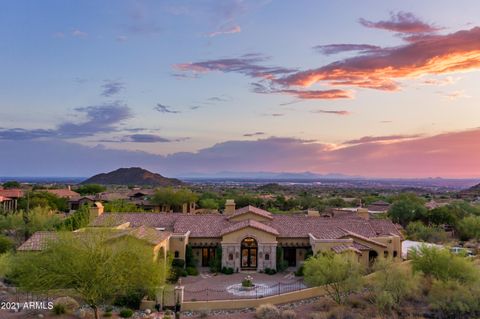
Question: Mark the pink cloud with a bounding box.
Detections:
[312,110,351,116]
[359,12,441,34]
[279,27,480,91]
[343,134,421,145]
[208,25,241,37]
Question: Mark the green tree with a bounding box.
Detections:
[9,230,165,319]
[2,181,20,189]
[104,200,144,213]
[457,215,480,241]
[303,252,363,304]
[151,187,198,211]
[0,207,62,240]
[410,245,478,283]
[405,221,448,243]
[75,184,106,196]
[198,198,219,210]
[18,191,68,212]
[388,199,427,227]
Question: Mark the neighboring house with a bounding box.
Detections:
[68,196,96,211]
[0,189,23,213]
[367,200,391,214]
[20,200,403,272]
[45,188,80,199]
[0,195,17,213]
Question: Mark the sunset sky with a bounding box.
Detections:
[1,0,480,178]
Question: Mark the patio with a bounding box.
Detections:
[181,271,307,301]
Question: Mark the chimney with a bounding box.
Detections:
[89,202,104,221]
[224,199,236,215]
[68,185,71,191]
[357,207,369,220]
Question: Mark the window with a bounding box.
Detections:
[384,251,388,258]
[393,251,398,258]
[174,251,179,258]
[265,253,270,261]
[229,253,233,261]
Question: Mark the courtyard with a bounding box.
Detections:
[181,270,307,301]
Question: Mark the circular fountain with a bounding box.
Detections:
[226,275,273,297]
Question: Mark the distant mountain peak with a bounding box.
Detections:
[81,167,183,186]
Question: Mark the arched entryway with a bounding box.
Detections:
[241,237,258,270]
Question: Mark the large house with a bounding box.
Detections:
[19,200,402,271]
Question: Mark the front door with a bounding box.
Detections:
[283,247,296,267]
[241,237,258,269]
[202,247,215,267]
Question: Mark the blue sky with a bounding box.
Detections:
[1,1,480,177]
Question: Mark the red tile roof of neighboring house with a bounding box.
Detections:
[17,231,58,251]
[0,196,11,202]
[229,205,273,220]
[45,189,80,198]
[221,220,280,236]
[0,189,24,199]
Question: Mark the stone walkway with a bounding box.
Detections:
[181,271,306,301]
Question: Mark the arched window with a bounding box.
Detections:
[265,253,270,261]
[228,253,234,261]
[174,250,179,258]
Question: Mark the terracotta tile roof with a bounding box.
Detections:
[91,206,402,241]
[220,220,279,236]
[0,196,11,202]
[17,231,58,251]
[108,226,170,245]
[174,214,231,237]
[229,205,273,220]
[92,213,179,229]
[45,189,80,198]
[331,245,361,254]
[352,241,372,251]
[0,189,24,199]
[19,226,170,251]
[97,192,130,201]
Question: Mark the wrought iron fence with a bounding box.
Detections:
[183,279,307,301]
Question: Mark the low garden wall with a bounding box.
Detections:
[181,285,327,311]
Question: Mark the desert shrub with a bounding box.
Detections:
[103,312,112,317]
[281,309,297,319]
[198,309,209,318]
[114,289,146,309]
[53,296,79,313]
[457,215,480,241]
[255,303,280,319]
[304,252,363,304]
[119,308,134,318]
[325,305,358,319]
[186,267,199,276]
[307,313,327,319]
[220,266,234,274]
[264,267,277,275]
[372,258,418,309]
[411,245,478,283]
[0,235,14,254]
[428,279,480,318]
[52,303,66,315]
[295,264,304,276]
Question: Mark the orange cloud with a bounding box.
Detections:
[280,27,480,90]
